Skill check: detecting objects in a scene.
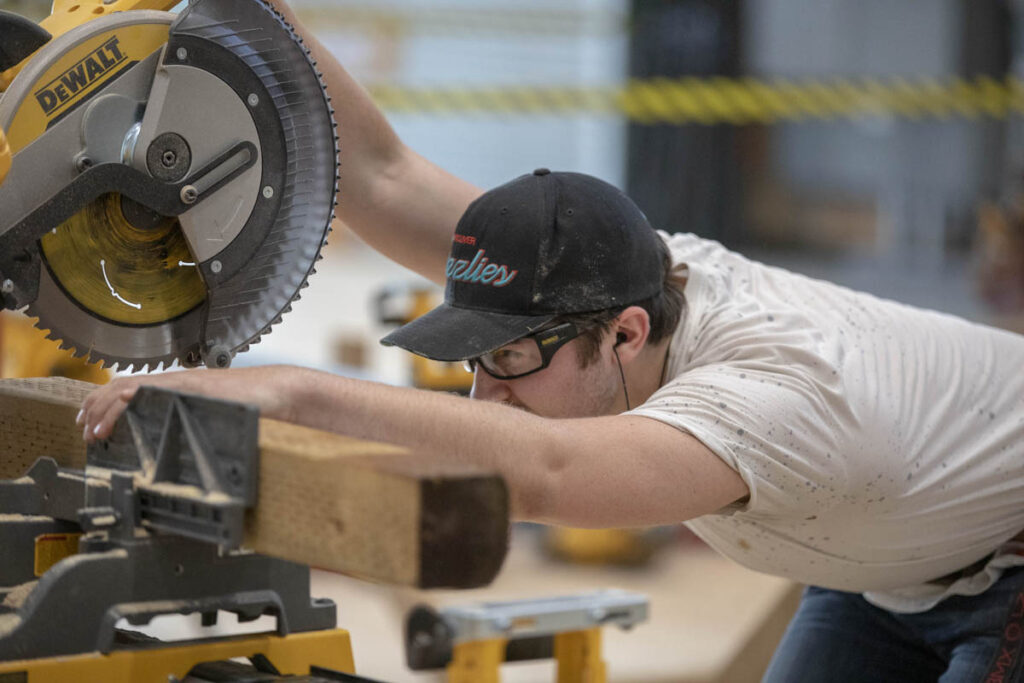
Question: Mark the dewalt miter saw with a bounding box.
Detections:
[0,0,338,371]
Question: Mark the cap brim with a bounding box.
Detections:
[380,302,556,362]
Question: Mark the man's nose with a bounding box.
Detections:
[470,369,511,402]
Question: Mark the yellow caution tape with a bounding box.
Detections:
[370,75,1024,124]
[295,6,623,37]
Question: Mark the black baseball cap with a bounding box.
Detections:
[380,169,664,362]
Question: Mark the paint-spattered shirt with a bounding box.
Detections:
[629,232,1024,613]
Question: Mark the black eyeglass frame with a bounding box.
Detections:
[463,322,582,380]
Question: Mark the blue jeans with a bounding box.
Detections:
[763,567,1024,682]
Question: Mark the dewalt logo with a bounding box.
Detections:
[33,37,126,117]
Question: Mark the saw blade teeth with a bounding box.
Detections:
[41,0,342,371]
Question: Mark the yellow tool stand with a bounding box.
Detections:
[448,628,606,683]
[406,590,649,683]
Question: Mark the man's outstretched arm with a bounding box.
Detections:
[266,0,483,284]
[78,367,749,528]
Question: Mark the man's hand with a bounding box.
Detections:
[76,366,296,443]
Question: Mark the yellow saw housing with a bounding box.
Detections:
[4,17,204,327]
[0,0,174,91]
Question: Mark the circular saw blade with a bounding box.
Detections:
[40,194,204,325]
[2,0,338,371]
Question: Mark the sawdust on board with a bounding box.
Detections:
[2,581,37,609]
[0,614,20,637]
[0,514,51,522]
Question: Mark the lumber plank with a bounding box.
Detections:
[0,376,89,478]
[0,378,509,588]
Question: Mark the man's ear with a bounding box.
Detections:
[611,306,651,363]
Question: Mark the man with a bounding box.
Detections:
[79,3,1024,680]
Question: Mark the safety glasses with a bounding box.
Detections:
[463,322,581,380]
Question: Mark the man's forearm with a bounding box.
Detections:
[278,367,749,528]
[80,365,748,527]
[281,367,556,519]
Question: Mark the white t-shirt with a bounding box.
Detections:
[629,232,1024,613]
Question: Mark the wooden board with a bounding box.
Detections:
[0,376,90,478]
[0,378,509,588]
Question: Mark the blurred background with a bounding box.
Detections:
[3,0,1024,680]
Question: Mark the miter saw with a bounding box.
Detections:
[0,0,338,371]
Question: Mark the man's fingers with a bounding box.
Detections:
[79,379,138,442]
[88,395,131,443]
[79,370,216,443]
[77,389,99,426]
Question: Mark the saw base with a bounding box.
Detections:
[0,629,356,683]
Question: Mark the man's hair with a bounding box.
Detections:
[552,239,685,368]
